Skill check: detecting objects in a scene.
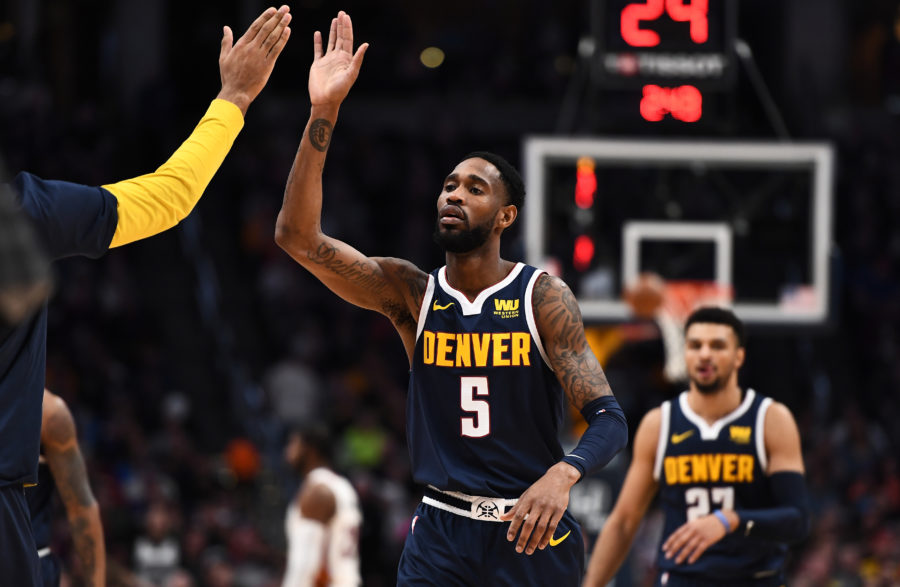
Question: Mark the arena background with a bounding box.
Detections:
[2,0,899,585]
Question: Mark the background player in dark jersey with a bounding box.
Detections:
[275,11,627,586]
[28,389,104,587]
[584,307,810,587]
[0,8,292,586]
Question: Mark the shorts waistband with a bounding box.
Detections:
[422,486,517,522]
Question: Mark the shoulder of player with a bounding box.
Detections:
[298,480,337,524]
[762,400,800,443]
[530,273,581,324]
[41,390,77,450]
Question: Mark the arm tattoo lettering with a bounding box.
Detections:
[308,242,387,295]
[308,119,333,152]
[533,275,613,408]
[70,516,98,586]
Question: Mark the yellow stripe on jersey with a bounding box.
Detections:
[104,99,244,247]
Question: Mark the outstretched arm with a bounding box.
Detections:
[275,12,426,348]
[103,6,292,247]
[41,390,105,587]
[500,274,627,554]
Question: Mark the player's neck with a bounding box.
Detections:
[444,248,515,301]
[686,383,743,424]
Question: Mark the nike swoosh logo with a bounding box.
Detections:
[671,430,694,444]
[432,301,455,311]
[549,530,571,547]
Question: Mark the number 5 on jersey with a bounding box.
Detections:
[460,376,490,438]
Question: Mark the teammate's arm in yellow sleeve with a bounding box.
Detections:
[103,99,243,247]
[102,5,293,247]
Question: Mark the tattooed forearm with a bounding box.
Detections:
[308,118,333,152]
[308,243,388,294]
[533,275,613,408]
[71,514,100,587]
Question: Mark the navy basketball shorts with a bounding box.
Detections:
[656,570,786,587]
[39,550,61,587]
[398,489,584,586]
[0,484,41,586]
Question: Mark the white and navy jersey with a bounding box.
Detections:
[408,263,565,497]
[284,467,362,587]
[654,389,788,581]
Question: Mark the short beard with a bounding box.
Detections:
[433,218,492,253]
[691,368,733,395]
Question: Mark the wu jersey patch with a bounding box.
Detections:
[493,298,520,318]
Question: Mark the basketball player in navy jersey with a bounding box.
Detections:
[583,307,810,587]
[27,390,104,587]
[275,11,628,586]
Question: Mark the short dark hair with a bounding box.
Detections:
[462,151,525,210]
[291,424,332,462]
[684,306,745,347]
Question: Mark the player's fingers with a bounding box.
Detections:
[662,528,688,558]
[220,26,234,60]
[243,7,277,44]
[313,30,323,60]
[327,17,338,52]
[687,540,709,565]
[349,43,369,76]
[537,511,565,551]
[256,5,289,49]
[268,26,291,60]
[343,12,354,53]
[519,513,550,554]
[263,10,291,52]
[515,511,539,554]
[335,11,346,52]
[674,535,702,564]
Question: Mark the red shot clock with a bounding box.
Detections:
[593,0,737,123]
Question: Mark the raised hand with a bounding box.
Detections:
[309,11,369,107]
[218,5,293,115]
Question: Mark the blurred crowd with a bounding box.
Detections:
[3,1,900,585]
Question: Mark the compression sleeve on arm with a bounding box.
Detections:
[561,396,628,478]
[103,99,244,247]
[735,471,810,544]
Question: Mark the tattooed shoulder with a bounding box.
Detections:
[532,274,583,323]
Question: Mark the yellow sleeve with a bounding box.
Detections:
[103,99,244,248]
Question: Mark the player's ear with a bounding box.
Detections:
[735,345,745,369]
[496,204,517,230]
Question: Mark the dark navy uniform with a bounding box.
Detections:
[26,459,61,587]
[653,389,786,586]
[0,173,117,586]
[399,263,584,586]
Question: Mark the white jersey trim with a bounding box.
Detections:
[678,388,757,440]
[437,262,525,316]
[653,400,672,481]
[755,396,773,472]
[524,269,553,369]
[416,274,436,340]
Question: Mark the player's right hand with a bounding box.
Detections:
[309,11,369,107]
[217,6,292,115]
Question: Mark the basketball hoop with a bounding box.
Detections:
[662,280,734,326]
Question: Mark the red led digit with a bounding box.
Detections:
[640,85,703,122]
[621,0,665,47]
[671,85,702,122]
[666,0,709,44]
[640,85,668,121]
